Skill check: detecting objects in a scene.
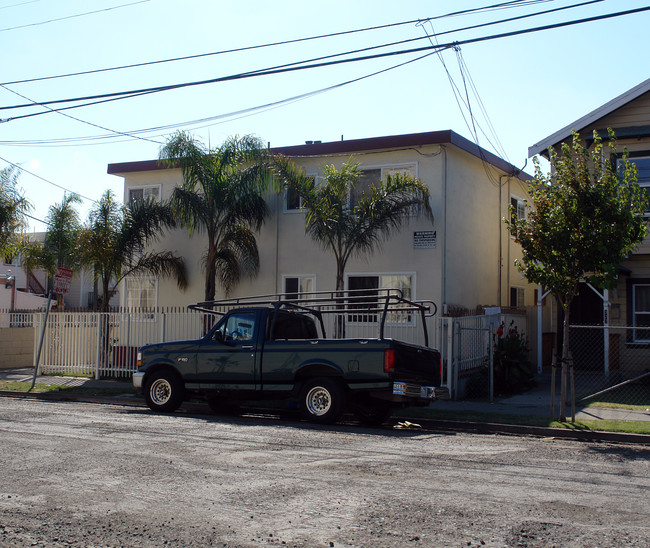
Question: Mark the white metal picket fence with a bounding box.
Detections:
[8,307,439,379]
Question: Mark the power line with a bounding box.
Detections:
[0,155,97,203]
[2,4,645,120]
[0,0,548,86]
[0,0,151,33]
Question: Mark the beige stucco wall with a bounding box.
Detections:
[114,140,535,313]
[0,327,34,369]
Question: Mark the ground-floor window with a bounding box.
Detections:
[283,275,315,299]
[632,283,650,342]
[510,286,525,308]
[347,273,413,323]
[125,276,157,310]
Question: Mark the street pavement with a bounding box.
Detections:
[1,368,649,431]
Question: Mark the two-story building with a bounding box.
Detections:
[108,130,534,326]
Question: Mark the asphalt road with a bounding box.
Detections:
[0,397,648,547]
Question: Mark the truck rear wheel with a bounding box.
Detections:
[144,370,184,413]
[300,378,345,424]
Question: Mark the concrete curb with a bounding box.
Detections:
[2,390,648,445]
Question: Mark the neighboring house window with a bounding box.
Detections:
[284,175,317,212]
[632,283,650,342]
[125,277,157,309]
[619,155,650,216]
[283,275,315,298]
[510,196,526,224]
[510,287,525,308]
[347,273,413,323]
[128,185,161,204]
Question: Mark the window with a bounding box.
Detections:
[125,277,157,309]
[285,175,317,212]
[510,287,525,308]
[283,275,315,299]
[214,312,256,342]
[632,284,650,342]
[347,273,413,323]
[351,165,418,211]
[128,185,161,204]
[510,196,526,224]
[619,155,650,216]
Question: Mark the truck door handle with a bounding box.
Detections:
[241,345,253,350]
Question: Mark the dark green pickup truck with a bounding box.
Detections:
[133,291,441,425]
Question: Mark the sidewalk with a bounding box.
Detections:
[1,368,649,423]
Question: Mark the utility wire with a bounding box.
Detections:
[0,0,151,33]
[0,84,163,145]
[0,155,97,203]
[0,0,553,86]
[1,4,644,119]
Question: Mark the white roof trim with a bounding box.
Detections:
[528,77,650,158]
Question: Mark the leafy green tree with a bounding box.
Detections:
[159,131,272,301]
[507,130,647,420]
[273,157,434,292]
[78,189,187,312]
[0,166,31,258]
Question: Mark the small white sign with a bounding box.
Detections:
[413,230,436,249]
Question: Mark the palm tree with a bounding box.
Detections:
[78,189,187,312]
[0,166,31,258]
[273,157,434,292]
[159,131,272,302]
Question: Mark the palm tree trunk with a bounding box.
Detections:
[335,261,346,339]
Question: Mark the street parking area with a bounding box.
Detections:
[0,396,648,547]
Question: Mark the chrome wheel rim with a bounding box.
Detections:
[150,378,172,405]
[306,386,331,416]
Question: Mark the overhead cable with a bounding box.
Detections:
[1,4,645,120]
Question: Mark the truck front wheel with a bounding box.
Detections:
[300,378,345,424]
[144,370,184,413]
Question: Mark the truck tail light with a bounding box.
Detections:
[384,348,395,373]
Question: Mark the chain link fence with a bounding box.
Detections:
[564,325,650,407]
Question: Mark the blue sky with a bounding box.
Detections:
[2,0,649,231]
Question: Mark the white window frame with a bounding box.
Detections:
[127,184,162,205]
[282,274,316,297]
[510,195,526,222]
[124,276,158,314]
[346,271,416,325]
[618,156,650,217]
[632,283,650,343]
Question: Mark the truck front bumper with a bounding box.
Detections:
[392,382,436,400]
[133,371,145,390]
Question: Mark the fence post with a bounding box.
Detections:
[603,288,610,376]
[95,314,102,380]
[160,310,166,343]
[453,320,460,400]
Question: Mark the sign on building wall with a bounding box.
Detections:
[413,230,436,249]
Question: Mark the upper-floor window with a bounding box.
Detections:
[284,175,317,212]
[510,286,525,308]
[619,155,650,216]
[510,196,526,224]
[128,185,161,205]
[632,283,650,343]
[350,164,418,210]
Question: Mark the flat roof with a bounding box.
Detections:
[528,77,650,158]
[107,129,528,179]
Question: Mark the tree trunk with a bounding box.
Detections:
[335,261,346,339]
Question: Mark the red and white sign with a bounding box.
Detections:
[54,267,74,295]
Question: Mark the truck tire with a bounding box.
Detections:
[144,370,184,413]
[353,398,393,426]
[299,378,345,424]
